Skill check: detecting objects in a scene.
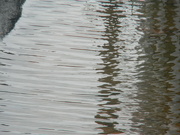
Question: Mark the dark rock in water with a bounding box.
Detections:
[0,0,25,39]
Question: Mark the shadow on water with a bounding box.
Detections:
[0,0,25,39]
[132,0,180,135]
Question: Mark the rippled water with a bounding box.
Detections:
[0,0,180,135]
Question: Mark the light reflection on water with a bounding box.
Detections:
[0,0,179,135]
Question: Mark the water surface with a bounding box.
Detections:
[0,0,179,135]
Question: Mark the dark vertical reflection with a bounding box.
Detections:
[133,0,180,135]
[95,0,125,134]
[0,0,25,39]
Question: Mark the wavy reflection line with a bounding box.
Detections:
[94,0,126,134]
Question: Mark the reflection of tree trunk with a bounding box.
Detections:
[95,0,124,134]
[0,0,25,38]
[133,1,180,135]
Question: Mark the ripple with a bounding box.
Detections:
[0,0,179,135]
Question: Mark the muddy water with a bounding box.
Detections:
[0,0,179,135]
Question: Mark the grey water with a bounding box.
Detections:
[0,0,179,135]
